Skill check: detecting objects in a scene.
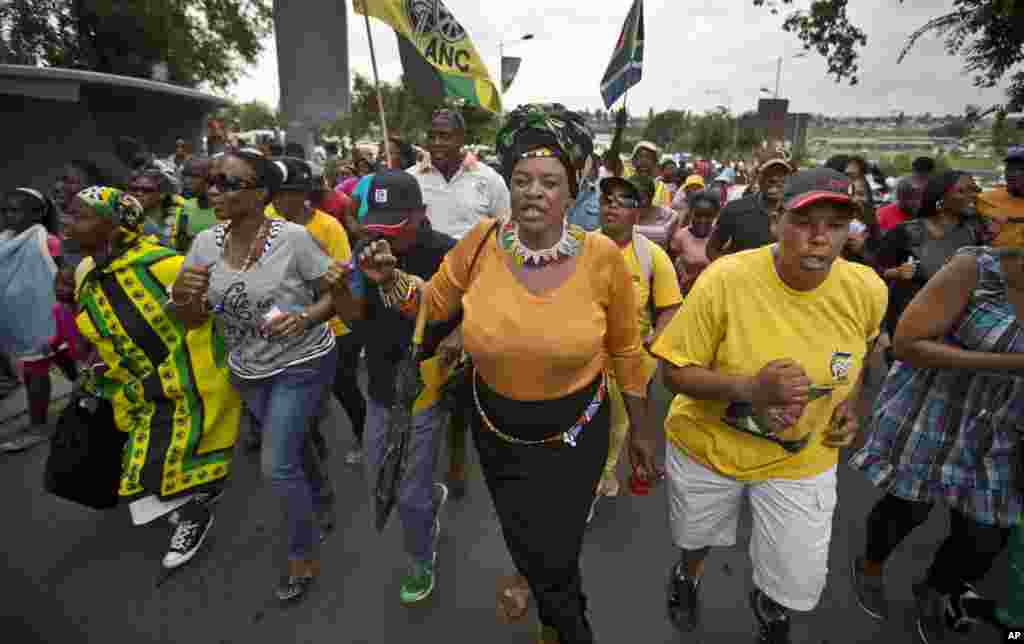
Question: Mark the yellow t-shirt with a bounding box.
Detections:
[620,237,683,380]
[650,246,887,481]
[266,205,352,336]
[623,166,671,208]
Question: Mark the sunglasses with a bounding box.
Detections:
[209,174,261,192]
[600,196,640,209]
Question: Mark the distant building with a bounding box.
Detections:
[0,64,228,190]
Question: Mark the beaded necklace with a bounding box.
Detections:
[499,218,585,268]
[224,219,269,272]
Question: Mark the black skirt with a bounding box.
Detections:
[471,373,609,643]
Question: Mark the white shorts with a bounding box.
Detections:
[665,443,838,611]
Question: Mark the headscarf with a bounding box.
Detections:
[76,186,147,277]
[496,104,594,197]
[77,186,145,232]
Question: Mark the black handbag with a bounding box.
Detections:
[43,393,127,510]
[440,221,498,413]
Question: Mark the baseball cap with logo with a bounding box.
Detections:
[782,168,854,212]
[364,170,426,236]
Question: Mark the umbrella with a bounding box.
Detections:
[374,284,430,532]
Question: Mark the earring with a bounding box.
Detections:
[937,199,944,210]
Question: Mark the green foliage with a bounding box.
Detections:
[0,0,272,91]
[690,109,736,158]
[992,110,1024,159]
[321,73,498,148]
[642,110,692,149]
[218,100,279,132]
[753,0,1024,111]
[878,152,952,177]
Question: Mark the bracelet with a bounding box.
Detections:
[378,271,422,311]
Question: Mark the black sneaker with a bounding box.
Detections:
[945,582,983,633]
[276,575,314,602]
[912,581,950,644]
[750,588,791,644]
[667,562,700,632]
[162,501,214,569]
[850,556,888,620]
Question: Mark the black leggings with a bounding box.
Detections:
[472,376,608,644]
[866,493,1009,594]
[332,334,366,444]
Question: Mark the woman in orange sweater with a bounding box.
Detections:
[343,105,659,643]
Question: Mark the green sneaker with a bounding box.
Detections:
[400,561,435,604]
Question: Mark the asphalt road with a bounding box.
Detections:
[0,367,1009,644]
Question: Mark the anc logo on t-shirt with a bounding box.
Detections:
[830,351,853,384]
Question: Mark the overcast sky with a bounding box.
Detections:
[226,0,1007,117]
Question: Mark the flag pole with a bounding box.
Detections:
[361,7,393,167]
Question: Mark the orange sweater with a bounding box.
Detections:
[424,222,647,401]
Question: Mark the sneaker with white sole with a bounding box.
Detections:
[162,502,214,569]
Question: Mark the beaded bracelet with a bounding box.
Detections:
[378,270,422,314]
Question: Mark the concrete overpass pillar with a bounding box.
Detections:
[273,0,351,158]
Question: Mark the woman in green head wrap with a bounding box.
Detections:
[66,185,241,571]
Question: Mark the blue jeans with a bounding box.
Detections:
[232,348,337,561]
[364,398,442,565]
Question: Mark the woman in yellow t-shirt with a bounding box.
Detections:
[339,105,659,644]
[651,168,887,639]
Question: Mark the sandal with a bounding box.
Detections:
[496,574,531,624]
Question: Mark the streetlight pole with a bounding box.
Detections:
[498,33,534,120]
[775,52,806,100]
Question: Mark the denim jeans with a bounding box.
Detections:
[232,348,337,561]
[364,398,443,564]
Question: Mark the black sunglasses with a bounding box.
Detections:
[209,174,261,192]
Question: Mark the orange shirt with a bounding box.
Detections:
[424,222,647,401]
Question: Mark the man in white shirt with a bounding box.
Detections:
[409,109,510,240]
[408,109,510,499]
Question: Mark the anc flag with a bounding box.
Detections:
[600,0,644,109]
[353,0,501,113]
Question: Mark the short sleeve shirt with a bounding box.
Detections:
[651,247,887,481]
[410,158,511,240]
[184,220,334,379]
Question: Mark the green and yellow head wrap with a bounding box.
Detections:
[76,186,145,232]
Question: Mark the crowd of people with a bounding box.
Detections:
[2,101,1024,644]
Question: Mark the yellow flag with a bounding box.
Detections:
[353,0,501,113]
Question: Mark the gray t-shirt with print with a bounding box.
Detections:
[184,219,334,379]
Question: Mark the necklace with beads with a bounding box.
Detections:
[500,218,585,268]
[225,219,269,271]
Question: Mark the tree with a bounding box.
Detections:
[753,1,1024,111]
[323,73,497,149]
[0,0,272,91]
[219,100,280,132]
[642,110,692,150]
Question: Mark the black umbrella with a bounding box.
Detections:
[374,286,430,532]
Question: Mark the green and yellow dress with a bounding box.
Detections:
[75,237,241,501]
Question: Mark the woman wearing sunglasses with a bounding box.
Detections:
[170,149,342,602]
[126,162,186,248]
